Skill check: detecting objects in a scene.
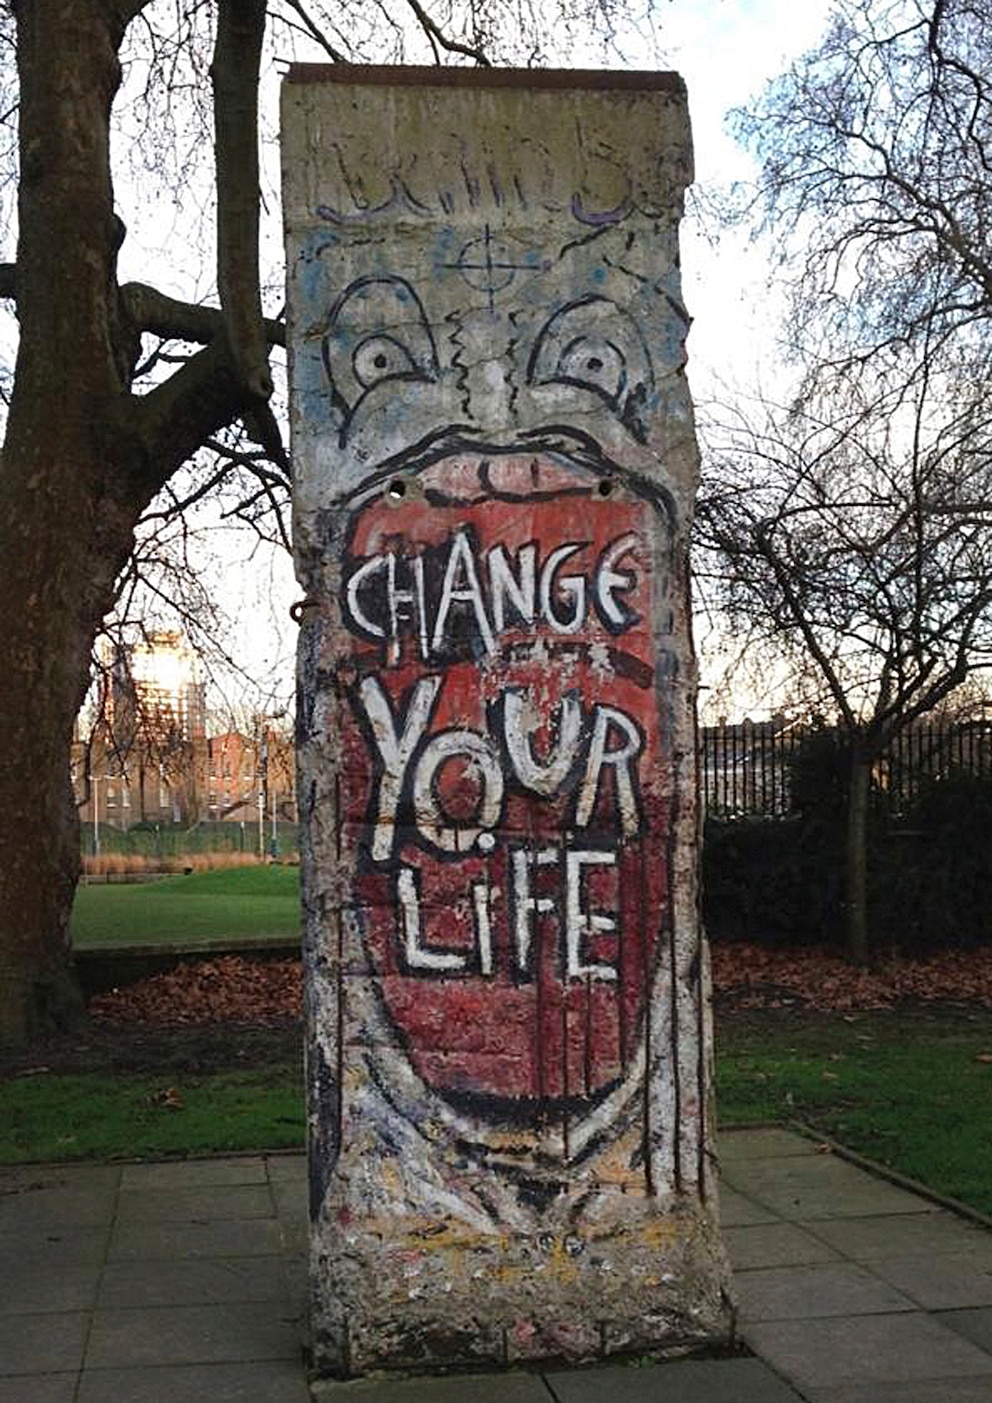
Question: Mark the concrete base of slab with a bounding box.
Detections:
[309,1209,733,1377]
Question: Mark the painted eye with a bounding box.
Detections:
[557,335,626,403]
[527,296,654,440]
[322,276,440,441]
[352,335,418,388]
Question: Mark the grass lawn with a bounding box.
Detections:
[717,1007,992,1217]
[71,864,301,950]
[3,1007,991,1220]
[0,1066,304,1162]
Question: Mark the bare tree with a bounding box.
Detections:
[732,0,992,394]
[0,0,649,1050]
[697,0,992,961]
[697,374,992,962]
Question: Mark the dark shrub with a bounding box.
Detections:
[702,814,843,947]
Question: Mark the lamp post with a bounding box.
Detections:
[88,773,100,856]
[263,709,287,860]
[270,755,278,855]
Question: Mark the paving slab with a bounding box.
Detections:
[277,1217,308,1255]
[802,1379,992,1403]
[723,1222,841,1270]
[735,1261,916,1321]
[810,1210,992,1260]
[119,1157,268,1190]
[718,1129,819,1163]
[0,1377,78,1403]
[97,1256,293,1309]
[0,1184,118,1229]
[115,1184,275,1224]
[269,1180,306,1217]
[311,1373,550,1402]
[0,1224,108,1270]
[719,1186,780,1227]
[3,1131,991,1402]
[0,1311,90,1377]
[545,1356,805,1400]
[76,1359,311,1403]
[84,1301,303,1370]
[0,1263,101,1315]
[264,1154,307,1183]
[107,1216,287,1261]
[869,1252,992,1309]
[938,1307,992,1352]
[0,1165,120,1194]
[744,1311,992,1392]
[722,1153,934,1220]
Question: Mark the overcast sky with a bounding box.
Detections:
[661,0,834,393]
[128,0,840,722]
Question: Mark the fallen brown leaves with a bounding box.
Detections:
[85,944,992,1027]
[711,943,992,1012]
[89,956,302,1027]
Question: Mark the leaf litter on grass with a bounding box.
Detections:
[81,943,992,1030]
[88,954,301,1025]
[711,942,992,1012]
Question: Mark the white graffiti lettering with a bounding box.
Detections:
[431,531,496,657]
[596,532,639,629]
[502,688,582,797]
[575,705,643,838]
[345,529,639,659]
[395,845,619,982]
[538,543,586,634]
[412,728,505,854]
[488,542,536,632]
[359,675,441,862]
[357,676,643,860]
[565,849,618,981]
[398,866,467,971]
[512,847,558,971]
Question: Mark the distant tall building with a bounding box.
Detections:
[74,633,296,839]
[107,630,207,745]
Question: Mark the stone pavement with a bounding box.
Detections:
[2,1128,991,1401]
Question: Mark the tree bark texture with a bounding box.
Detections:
[0,0,259,1047]
[0,0,132,1045]
[213,0,270,403]
[844,746,872,966]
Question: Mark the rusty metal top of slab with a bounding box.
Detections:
[284,64,684,95]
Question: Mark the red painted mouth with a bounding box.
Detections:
[334,452,673,1120]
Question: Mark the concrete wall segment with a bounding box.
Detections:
[283,66,731,1379]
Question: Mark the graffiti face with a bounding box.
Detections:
[297,191,689,1167]
[332,447,675,1140]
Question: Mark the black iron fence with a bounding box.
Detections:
[699,717,992,818]
[80,818,301,860]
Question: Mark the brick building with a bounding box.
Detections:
[72,633,295,841]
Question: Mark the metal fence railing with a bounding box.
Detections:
[699,718,992,819]
[80,819,301,860]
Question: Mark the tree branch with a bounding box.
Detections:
[120,283,285,348]
[104,342,244,506]
[402,0,491,65]
[211,0,271,403]
[276,0,347,62]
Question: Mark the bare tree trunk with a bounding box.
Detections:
[844,744,872,966]
[0,0,133,1048]
[0,0,268,1048]
[0,636,86,1044]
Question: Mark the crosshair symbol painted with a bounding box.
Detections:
[446,224,544,312]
